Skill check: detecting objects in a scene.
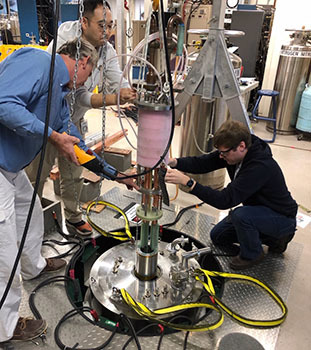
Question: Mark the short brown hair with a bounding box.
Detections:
[213,120,252,149]
[57,38,98,67]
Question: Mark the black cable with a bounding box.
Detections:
[51,209,88,270]
[29,275,76,320]
[42,239,81,259]
[157,329,165,350]
[162,202,204,228]
[119,314,141,350]
[157,314,193,350]
[42,242,61,255]
[68,235,86,271]
[0,0,61,311]
[121,322,161,350]
[28,274,118,350]
[183,304,209,350]
[54,307,119,350]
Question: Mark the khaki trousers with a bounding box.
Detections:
[25,142,83,223]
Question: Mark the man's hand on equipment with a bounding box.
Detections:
[115,172,139,191]
[165,168,189,186]
[49,131,80,166]
[120,88,137,104]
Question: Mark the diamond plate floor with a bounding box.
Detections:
[11,187,302,350]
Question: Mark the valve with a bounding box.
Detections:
[166,236,189,256]
[181,247,211,268]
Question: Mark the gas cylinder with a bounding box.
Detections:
[296,84,311,132]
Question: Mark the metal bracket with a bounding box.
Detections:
[175,0,252,132]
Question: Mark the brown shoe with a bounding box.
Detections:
[42,258,67,273]
[229,251,265,270]
[11,317,47,341]
[66,220,92,236]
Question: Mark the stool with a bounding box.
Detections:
[252,89,279,143]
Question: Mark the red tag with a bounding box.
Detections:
[69,269,75,280]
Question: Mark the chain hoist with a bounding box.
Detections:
[93,0,109,209]
[68,0,84,134]
[100,0,108,160]
[67,0,85,213]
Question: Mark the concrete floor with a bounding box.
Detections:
[41,109,311,350]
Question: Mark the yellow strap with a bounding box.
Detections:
[121,289,224,332]
[86,200,132,241]
[196,268,287,328]
[120,267,287,331]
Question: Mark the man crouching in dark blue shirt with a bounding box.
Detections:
[165,120,297,270]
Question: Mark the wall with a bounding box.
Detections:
[260,0,311,115]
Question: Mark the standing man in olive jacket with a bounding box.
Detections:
[165,120,297,270]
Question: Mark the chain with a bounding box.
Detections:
[68,0,84,134]
[93,0,109,207]
[66,0,84,213]
[100,0,108,159]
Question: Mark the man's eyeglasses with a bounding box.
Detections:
[99,22,116,31]
[85,17,116,31]
[217,146,235,156]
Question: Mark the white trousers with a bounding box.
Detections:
[0,168,46,342]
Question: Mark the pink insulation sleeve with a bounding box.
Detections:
[137,109,171,168]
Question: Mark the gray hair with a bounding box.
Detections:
[57,38,98,67]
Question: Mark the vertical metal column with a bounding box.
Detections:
[116,0,126,69]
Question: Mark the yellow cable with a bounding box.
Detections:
[119,268,287,331]
[196,269,287,328]
[121,288,224,332]
[86,200,133,241]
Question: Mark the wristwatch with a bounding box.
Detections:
[186,178,194,188]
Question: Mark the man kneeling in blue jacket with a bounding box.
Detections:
[165,120,297,270]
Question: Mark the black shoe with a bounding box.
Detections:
[229,251,265,270]
[268,233,294,254]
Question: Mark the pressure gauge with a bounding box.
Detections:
[226,0,239,9]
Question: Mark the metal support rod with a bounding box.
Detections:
[116,0,126,69]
